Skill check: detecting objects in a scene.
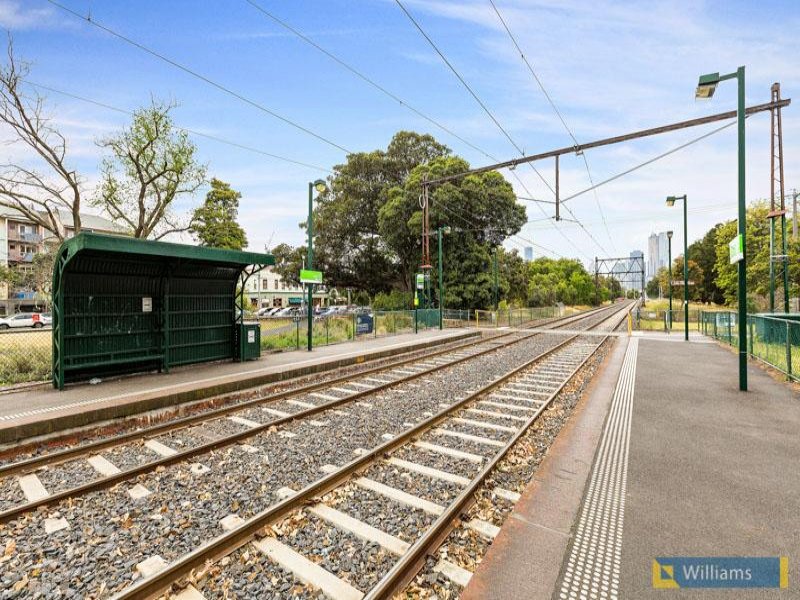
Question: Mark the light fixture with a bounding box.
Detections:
[667,230,673,239]
[695,72,720,99]
[313,179,327,194]
[666,196,676,207]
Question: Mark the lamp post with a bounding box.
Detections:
[437,226,451,330]
[307,179,327,352]
[696,67,747,390]
[667,230,673,331]
[667,195,689,341]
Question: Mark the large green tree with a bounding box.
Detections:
[714,201,772,308]
[687,223,724,304]
[526,258,597,307]
[379,154,527,309]
[190,178,247,250]
[310,131,450,293]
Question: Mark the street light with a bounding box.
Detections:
[307,178,327,352]
[696,67,747,391]
[667,195,689,341]
[437,226,451,330]
[667,230,673,332]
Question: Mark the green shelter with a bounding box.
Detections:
[51,233,274,389]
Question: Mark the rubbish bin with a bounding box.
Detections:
[239,322,261,361]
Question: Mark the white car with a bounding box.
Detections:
[0,313,47,329]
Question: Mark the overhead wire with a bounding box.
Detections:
[246,0,580,260]
[437,201,562,258]
[44,0,353,154]
[559,119,741,205]
[487,0,617,252]
[243,0,500,164]
[393,0,605,262]
[25,81,332,173]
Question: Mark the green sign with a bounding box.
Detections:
[728,234,743,264]
[300,269,323,284]
[288,297,303,305]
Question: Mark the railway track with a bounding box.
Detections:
[0,306,614,526]
[112,302,631,600]
[0,303,626,599]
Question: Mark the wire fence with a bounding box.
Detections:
[0,305,566,388]
[0,328,52,387]
[700,311,800,381]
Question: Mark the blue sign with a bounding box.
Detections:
[355,314,374,335]
[653,557,788,589]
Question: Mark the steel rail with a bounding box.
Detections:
[365,303,632,598]
[0,304,608,478]
[110,301,631,600]
[0,332,537,523]
[0,333,500,478]
[0,305,615,521]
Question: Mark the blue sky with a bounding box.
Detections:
[2,0,799,265]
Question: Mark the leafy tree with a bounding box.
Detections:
[190,178,247,250]
[380,155,526,309]
[714,201,771,308]
[95,100,206,239]
[311,131,450,293]
[271,242,305,286]
[671,256,704,302]
[687,223,724,303]
[526,258,596,307]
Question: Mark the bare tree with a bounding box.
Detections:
[95,99,206,239]
[0,36,81,240]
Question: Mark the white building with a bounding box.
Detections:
[243,267,328,309]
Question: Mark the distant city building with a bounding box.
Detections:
[524,246,533,262]
[647,232,670,278]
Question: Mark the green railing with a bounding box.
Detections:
[701,311,800,381]
[259,309,443,352]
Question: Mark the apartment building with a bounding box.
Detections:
[0,207,122,314]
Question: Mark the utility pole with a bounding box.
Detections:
[768,83,789,314]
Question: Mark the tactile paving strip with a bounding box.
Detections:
[557,338,638,600]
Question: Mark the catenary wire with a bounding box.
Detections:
[44,0,353,154]
[243,0,501,164]
[25,81,332,173]
[394,0,607,260]
[487,0,616,252]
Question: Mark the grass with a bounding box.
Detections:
[0,329,52,385]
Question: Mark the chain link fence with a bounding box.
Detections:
[0,305,569,388]
[0,328,52,387]
[632,308,703,332]
[701,311,800,381]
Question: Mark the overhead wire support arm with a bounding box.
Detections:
[423,98,791,187]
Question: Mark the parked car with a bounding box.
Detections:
[0,312,47,329]
[39,313,53,326]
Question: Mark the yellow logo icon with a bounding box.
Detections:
[653,560,680,588]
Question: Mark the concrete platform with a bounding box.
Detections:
[463,333,799,599]
[0,328,477,444]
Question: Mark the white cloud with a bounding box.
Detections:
[0,1,60,30]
